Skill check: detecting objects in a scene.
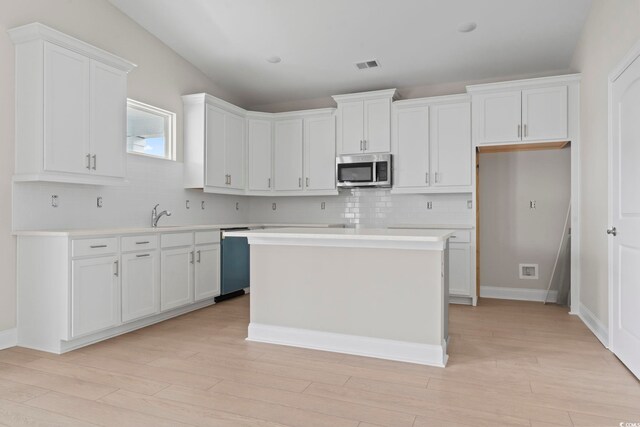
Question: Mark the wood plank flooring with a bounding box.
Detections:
[0,296,638,426]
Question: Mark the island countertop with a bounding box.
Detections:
[225,227,455,250]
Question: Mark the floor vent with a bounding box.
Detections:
[355,59,380,70]
[519,263,539,279]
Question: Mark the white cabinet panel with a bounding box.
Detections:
[431,102,471,187]
[161,247,194,311]
[339,101,364,155]
[90,60,127,178]
[195,244,220,301]
[121,251,160,322]
[394,106,430,188]
[304,116,335,191]
[71,255,120,337]
[43,42,90,175]
[364,98,391,153]
[522,86,568,141]
[225,113,245,190]
[449,244,471,297]
[248,119,273,191]
[274,119,303,191]
[205,105,227,188]
[475,91,521,144]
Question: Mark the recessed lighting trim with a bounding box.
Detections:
[266,55,282,64]
[457,22,477,33]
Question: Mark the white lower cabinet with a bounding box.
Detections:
[71,255,120,338]
[17,227,220,354]
[121,251,160,322]
[448,243,471,297]
[161,246,195,311]
[195,244,221,301]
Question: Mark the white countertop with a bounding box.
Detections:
[388,224,475,230]
[13,223,344,237]
[225,227,455,250]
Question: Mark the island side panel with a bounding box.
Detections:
[248,244,445,346]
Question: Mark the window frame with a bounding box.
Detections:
[126,99,177,161]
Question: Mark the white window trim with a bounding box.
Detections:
[126,99,176,161]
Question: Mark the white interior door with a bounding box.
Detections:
[610,51,640,379]
[248,119,273,191]
[274,119,303,191]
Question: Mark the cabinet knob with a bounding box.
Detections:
[607,227,617,236]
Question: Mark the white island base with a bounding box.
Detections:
[226,227,452,367]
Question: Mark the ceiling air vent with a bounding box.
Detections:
[355,59,380,70]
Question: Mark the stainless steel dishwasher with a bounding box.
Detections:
[215,228,250,302]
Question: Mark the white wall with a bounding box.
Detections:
[0,0,249,334]
[479,149,571,292]
[570,0,640,326]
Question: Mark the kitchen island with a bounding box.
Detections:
[224,227,453,367]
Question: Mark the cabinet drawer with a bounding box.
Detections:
[448,230,471,243]
[122,235,159,253]
[72,237,118,258]
[161,232,194,248]
[195,230,220,245]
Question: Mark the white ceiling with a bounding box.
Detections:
[109,0,592,108]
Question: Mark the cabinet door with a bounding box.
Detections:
[364,98,391,153]
[338,101,364,154]
[248,119,273,191]
[475,91,521,144]
[394,106,430,188]
[205,105,227,188]
[225,113,245,190]
[274,119,303,191]
[90,60,127,178]
[431,102,471,187]
[161,247,194,311]
[194,244,220,301]
[71,255,120,337]
[449,244,471,296]
[304,116,336,191]
[121,251,160,323]
[43,42,91,175]
[522,86,568,142]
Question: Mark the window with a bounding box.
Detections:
[126,99,176,160]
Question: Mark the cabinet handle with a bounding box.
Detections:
[435,172,441,184]
[229,175,232,185]
[425,172,429,185]
[197,250,201,263]
[518,124,521,138]
[306,177,309,187]
[360,140,363,151]
[524,124,528,137]
[135,241,149,245]
[86,154,91,170]
[90,244,107,249]
[136,253,150,258]
[298,177,302,188]
[114,260,119,277]
[268,178,271,188]
[190,251,194,264]
[364,140,367,151]
[92,155,97,170]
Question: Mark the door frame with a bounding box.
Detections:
[607,38,640,350]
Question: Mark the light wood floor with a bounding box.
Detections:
[0,296,638,427]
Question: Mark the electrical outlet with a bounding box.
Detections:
[272,203,277,211]
[519,263,539,279]
[186,200,190,209]
[467,200,473,209]
[530,200,536,209]
[321,202,326,210]
[51,195,58,208]
[201,201,205,210]
[96,197,103,208]
[426,201,433,210]
[235,202,239,211]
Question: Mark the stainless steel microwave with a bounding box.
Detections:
[336,153,392,188]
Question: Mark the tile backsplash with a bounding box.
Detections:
[12,156,473,230]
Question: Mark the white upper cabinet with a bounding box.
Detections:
[304,115,336,191]
[274,119,304,191]
[430,102,472,188]
[333,89,397,155]
[183,94,246,195]
[521,86,568,141]
[474,91,521,144]
[9,23,135,185]
[392,95,472,193]
[248,118,273,192]
[469,78,571,146]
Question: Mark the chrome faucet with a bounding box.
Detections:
[151,204,172,228]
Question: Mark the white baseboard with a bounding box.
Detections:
[247,323,447,367]
[480,286,558,303]
[0,328,17,350]
[577,302,609,348]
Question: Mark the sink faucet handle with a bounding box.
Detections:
[167,211,172,216]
